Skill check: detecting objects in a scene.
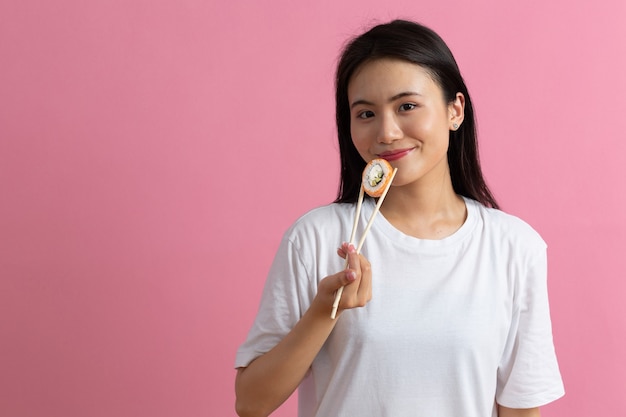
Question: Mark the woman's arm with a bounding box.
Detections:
[235,246,371,417]
[498,405,541,417]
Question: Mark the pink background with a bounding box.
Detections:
[1,1,625,416]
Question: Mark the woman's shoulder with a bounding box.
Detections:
[284,202,356,243]
[294,202,355,223]
[468,199,547,250]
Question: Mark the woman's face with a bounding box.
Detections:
[347,58,464,190]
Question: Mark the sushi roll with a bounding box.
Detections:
[362,158,394,197]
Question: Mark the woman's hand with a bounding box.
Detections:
[312,243,372,317]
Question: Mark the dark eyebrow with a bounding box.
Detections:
[391,91,421,101]
[350,91,422,109]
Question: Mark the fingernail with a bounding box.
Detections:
[348,244,356,253]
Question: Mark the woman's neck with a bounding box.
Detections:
[380,179,467,240]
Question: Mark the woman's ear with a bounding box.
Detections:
[449,92,465,131]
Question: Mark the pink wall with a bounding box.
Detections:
[1,1,625,416]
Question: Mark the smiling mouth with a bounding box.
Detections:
[378,148,414,161]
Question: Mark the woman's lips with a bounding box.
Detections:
[378,148,413,161]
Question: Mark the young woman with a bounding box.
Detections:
[235,20,564,417]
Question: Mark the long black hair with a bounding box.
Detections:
[334,20,499,209]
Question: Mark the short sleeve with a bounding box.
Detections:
[496,245,565,407]
[234,233,314,369]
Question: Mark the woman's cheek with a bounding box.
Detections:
[351,126,371,152]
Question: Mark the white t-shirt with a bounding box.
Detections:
[235,197,564,417]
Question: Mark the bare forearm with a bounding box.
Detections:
[235,303,337,417]
[498,405,540,417]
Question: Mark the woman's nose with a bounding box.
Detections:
[377,113,403,143]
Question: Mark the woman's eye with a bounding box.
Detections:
[399,103,416,112]
[357,110,375,119]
